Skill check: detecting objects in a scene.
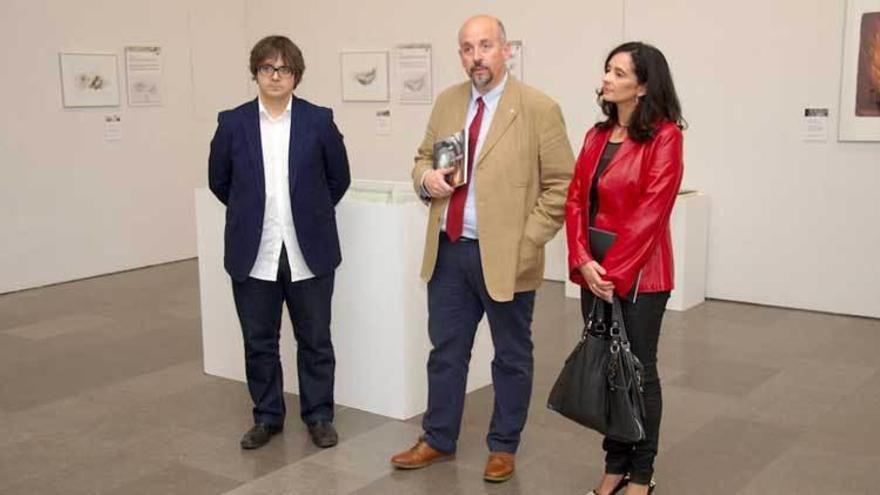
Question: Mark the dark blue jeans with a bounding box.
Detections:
[422,236,536,454]
[231,246,335,427]
[581,289,670,485]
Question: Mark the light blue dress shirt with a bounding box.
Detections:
[442,74,508,240]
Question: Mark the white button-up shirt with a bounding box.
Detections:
[441,74,508,239]
[248,97,315,282]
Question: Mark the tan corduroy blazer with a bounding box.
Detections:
[412,77,574,302]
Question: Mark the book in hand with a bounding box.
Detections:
[433,130,468,188]
[588,226,640,302]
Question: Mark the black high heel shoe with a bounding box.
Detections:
[585,475,629,495]
[621,475,657,494]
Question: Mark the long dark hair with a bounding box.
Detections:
[596,42,685,142]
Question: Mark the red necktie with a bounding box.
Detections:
[446,97,485,242]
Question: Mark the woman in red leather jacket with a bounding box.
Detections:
[566,42,684,495]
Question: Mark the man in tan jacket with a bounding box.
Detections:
[390,15,574,483]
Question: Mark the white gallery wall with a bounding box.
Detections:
[0,0,249,294]
[1,1,877,318]
[627,0,879,318]
[245,0,880,318]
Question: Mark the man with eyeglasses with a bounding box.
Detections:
[390,15,573,483]
[209,35,350,450]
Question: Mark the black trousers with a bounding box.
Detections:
[580,289,670,485]
[231,245,335,427]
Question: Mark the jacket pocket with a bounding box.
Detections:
[515,236,542,279]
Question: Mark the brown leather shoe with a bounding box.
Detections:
[390,440,453,469]
[483,452,515,482]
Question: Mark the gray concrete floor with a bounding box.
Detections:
[1,259,878,494]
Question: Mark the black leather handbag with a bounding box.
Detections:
[547,296,647,443]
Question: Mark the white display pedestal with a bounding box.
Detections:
[564,191,709,311]
[543,230,567,282]
[666,192,709,310]
[195,181,493,420]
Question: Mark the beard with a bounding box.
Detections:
[469,64,493,89]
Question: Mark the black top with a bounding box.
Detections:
[589,141,622,225]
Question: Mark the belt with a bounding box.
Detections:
[440,232,478,243]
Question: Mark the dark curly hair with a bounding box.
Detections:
[596,42,685,142]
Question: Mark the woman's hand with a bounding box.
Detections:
[579,261,615,302]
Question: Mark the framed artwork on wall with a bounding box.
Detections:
[341,51,389,102]
[394,43,432,104]
[125,46,163,107]
[58,53,120,108]
[839,0,880,141]
[507,40,523,82]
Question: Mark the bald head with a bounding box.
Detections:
[458,15,507,44]
[457,15,511,93]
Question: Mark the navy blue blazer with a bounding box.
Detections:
[208,97,351,282]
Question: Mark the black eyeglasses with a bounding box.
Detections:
[258,64,294,78]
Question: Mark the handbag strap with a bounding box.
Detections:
[609,296,631,346]
[583,297,605,338]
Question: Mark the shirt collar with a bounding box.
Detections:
[470,72,508,108]
[258,95,292,120]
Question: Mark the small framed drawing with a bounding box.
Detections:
[838,0,880,141]
[341,51,389,102]
[507,40,523,82]
[58,53,121,108]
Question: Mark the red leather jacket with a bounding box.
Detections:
[565,121,684,297]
